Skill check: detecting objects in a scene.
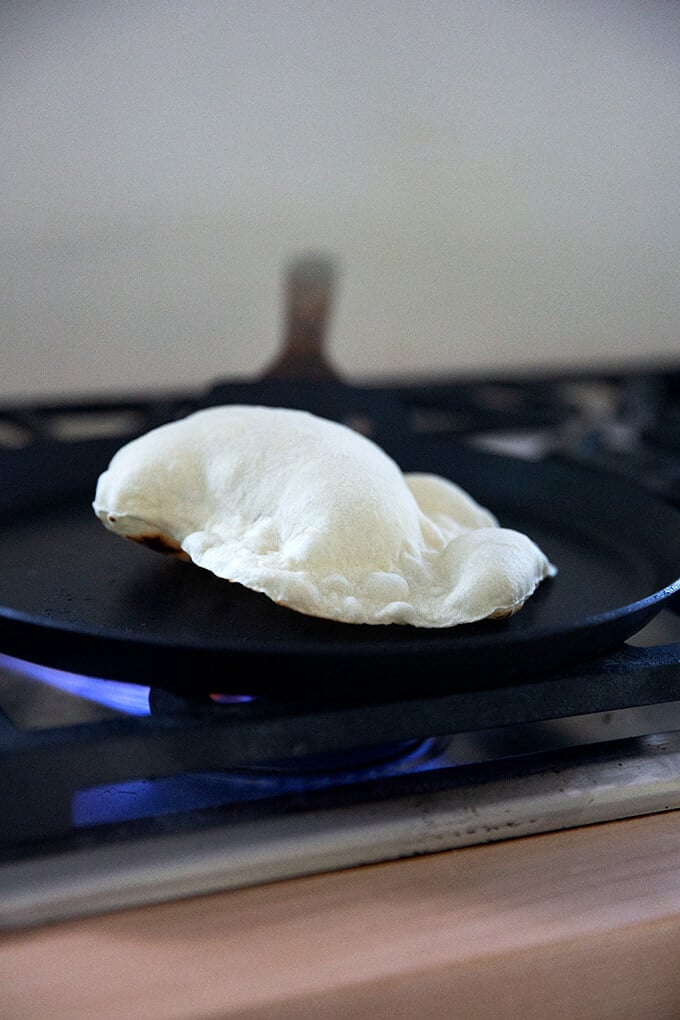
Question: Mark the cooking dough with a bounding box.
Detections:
[92,404,556,627]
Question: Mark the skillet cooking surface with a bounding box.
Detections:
[1,435,679,696]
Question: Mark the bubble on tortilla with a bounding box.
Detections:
[92,405,557,627]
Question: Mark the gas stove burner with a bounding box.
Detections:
[234,738,437,775]
[147,686,438,775]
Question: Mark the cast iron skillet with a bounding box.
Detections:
[1,404,679,698]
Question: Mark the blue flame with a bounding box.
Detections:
[1,654,450,830]
[0,653,150,715]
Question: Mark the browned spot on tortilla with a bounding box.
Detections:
[488,602,524,620]
[125,532,191,560]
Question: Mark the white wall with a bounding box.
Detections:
[2,0,679,400]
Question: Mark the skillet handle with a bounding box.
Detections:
[262,253,340,382]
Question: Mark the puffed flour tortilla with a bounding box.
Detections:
[92,405,556,627]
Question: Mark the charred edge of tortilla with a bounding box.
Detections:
[124,532,191,560]
[487,602,525,620]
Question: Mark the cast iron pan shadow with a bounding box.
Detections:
[0,434,679,698]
